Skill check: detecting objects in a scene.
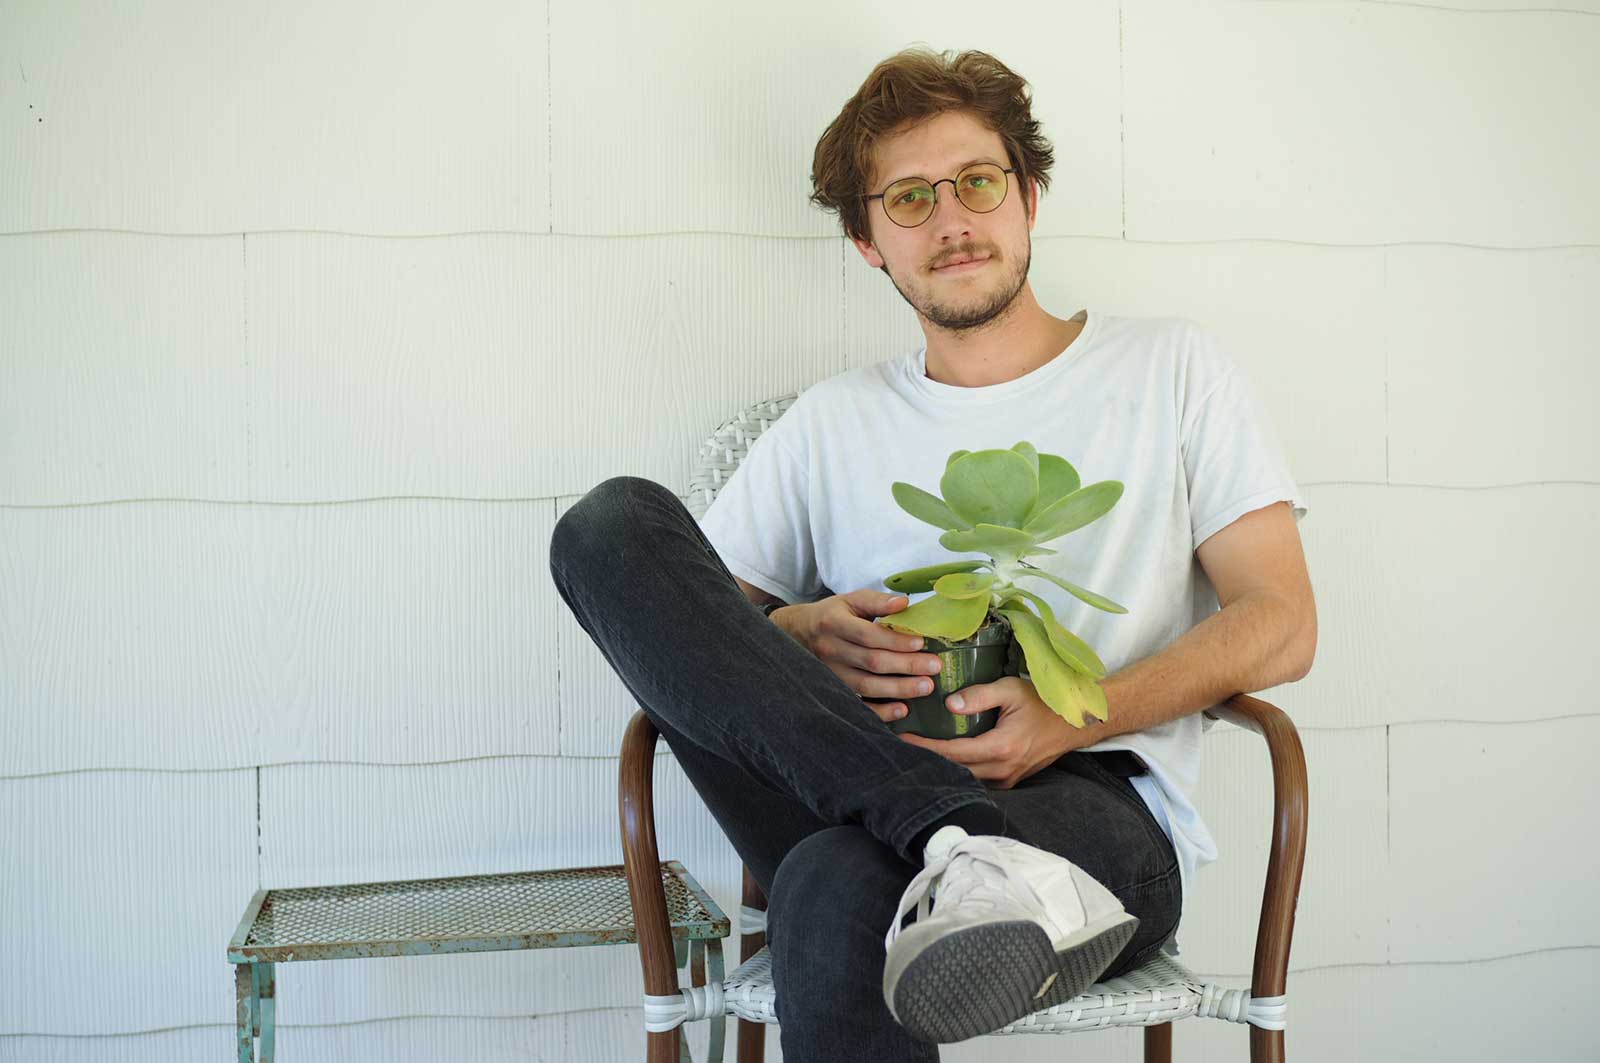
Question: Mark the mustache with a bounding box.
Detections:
[930,246,996,270]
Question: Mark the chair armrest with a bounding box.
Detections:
[619,710,679,1001]
[1203,693,1308,1006]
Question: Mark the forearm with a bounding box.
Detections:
[1069,591,1313,748]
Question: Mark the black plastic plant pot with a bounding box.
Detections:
[887,615,1012,741]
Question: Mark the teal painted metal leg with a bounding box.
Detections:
[234,964,255,1063]
[259,964,276,1062]
[251,964,263,1039]
[677,939,698,1063]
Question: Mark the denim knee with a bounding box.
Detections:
[767,826,924,1056]
[768,827,899,958]
[550,475,666,574]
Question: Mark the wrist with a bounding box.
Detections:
[1026,675,1083,757]
[764,600,807,640]
[761,600,793,631]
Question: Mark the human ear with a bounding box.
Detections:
[851,233,885,270]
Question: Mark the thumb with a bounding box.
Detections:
[946,682,989,714]
[844,588,908,617]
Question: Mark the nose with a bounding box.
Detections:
[927,179,977,239]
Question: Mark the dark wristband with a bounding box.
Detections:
[760,600,787,618]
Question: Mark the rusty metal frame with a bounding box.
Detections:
[227,861,729,1061]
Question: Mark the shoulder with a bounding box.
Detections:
[1073,310,1212,369]
[1113,313,1241,395]
[779,358,903,426]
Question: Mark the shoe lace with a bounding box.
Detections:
[882,835,1055,952]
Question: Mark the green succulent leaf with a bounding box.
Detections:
[891,481,972,532]
[1023,454,1082,525]
[875,589,989,641]
[997,587,1107,678]
[998,606,1109,727]
[940,450,1038,529]
[931,571,996,600]
[1018,545,1058,558]
[1022,480,1124,543]
[1013,565,1129,614]
[883,560,988,594]
[1010,442,1039,480]
[945,449,972,470]
[884,560,988,593]
[938,522,1037,557]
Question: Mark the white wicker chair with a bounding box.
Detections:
[619,395,1309,1062]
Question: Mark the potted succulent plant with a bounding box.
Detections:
[875,442,1128,740]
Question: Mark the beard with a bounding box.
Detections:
[882,233,1032,333]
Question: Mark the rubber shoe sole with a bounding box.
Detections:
[884,909,1139,1044]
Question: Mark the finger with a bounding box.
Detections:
[832,640,940,688]
[863,700,907,723]
[899,733,982,764]
[899,734,1004,782]
[841,666,936,701]
[935,732,1008,766]
[833,642,940,692]
[849,613,928,654]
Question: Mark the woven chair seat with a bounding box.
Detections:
[719,940,1284,1034]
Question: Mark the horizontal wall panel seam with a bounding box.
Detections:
[6,228,1600,250]
[4,712,1595,779]
[6,943,1597,1038]
[3,480,1598,511]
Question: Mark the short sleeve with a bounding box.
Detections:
[1180,327,1310,552]
[698,425,821,605]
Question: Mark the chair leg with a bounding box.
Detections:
[737,1021,765,1063]
[737,864,767,1063]
[1144,1021,1171,1062]
[1250,1025,1285,1063]
[647,1029,679,1063]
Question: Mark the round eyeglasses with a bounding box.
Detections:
[863,163,1017,228]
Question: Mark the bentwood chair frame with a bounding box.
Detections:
[618,394,1309,1062]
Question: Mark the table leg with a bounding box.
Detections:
[251,965,263,1038]
[259,964,276,1062]
[234,964,255,1063]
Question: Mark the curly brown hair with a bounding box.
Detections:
[809,46,1055,245]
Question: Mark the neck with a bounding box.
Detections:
[921,284,1085,388]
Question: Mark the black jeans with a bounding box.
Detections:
[548,476,1182,1062]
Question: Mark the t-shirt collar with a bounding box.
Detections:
[900,308,1099,408]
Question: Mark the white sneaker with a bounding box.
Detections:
[881,824,1139,1043]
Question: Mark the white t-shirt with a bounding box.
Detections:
[699,308,1309,943]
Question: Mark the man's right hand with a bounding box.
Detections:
[774,589,945,724]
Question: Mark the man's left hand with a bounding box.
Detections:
[898,676,1100,789]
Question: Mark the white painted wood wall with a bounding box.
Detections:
[2,1,1595,1060]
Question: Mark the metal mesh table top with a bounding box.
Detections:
[228,860,728,963]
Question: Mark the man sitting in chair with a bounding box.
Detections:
[549,46,1316,1061]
